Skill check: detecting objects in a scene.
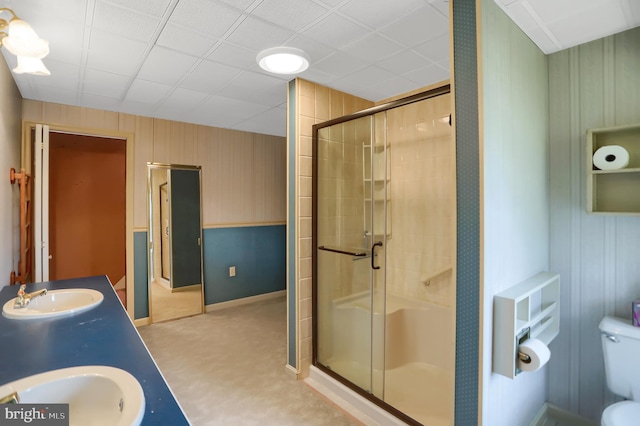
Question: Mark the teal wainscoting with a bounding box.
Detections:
[134,226,286,319]
[202,225,286,305]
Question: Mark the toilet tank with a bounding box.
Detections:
[599,316,640,400]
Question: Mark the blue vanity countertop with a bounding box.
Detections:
[0,276,189,425]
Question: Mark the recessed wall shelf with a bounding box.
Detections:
[493,271,560,379]
[587,123,640,215]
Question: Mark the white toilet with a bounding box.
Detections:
[599,316,640,425]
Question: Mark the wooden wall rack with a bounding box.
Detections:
[9,168,32,285]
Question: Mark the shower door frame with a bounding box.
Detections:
[311,83,452,426]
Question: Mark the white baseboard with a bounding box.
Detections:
[205,290,285,312]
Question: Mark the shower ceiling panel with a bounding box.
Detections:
[2,0,638,137]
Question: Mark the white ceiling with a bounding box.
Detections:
[1,0,638,137]
[495,0,640,54]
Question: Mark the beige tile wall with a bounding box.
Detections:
[294,78,373,377]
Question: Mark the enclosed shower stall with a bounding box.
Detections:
[312,85,456,425]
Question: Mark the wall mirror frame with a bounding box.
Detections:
[147,162,204,323]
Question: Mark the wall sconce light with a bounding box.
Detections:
[0,8,50,75]
[257,47,310,75]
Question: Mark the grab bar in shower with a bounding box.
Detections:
[317,246,368,257]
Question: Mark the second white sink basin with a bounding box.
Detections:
[0,366,145,426]
[2,288,104,320]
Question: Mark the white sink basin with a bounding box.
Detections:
[0,366,145,426]
[2,288,104,320]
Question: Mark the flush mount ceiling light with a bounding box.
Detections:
[0,8,50,75]
[257,47,310,75]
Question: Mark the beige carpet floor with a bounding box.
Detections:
[138,296,359,426]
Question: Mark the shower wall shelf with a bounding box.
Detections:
[586,123,640,215]
[493,271,560,378]
[363,143,391,238]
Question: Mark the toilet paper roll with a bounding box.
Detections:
[517,338,550,373]
[593,145,630,170]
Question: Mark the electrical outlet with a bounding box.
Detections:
[229,266,236,277]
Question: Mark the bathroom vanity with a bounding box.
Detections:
[0,275,189,425]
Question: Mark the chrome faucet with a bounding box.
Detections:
[14,284,47,309]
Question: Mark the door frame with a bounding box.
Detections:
[22,121,135,318]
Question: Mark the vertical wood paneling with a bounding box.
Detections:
[254,134,286,222]
[129,116,153,229]
[548,26,640,422]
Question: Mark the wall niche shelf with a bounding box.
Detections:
[587,123,640,215]
[493,272,560,379]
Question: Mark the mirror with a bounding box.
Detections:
[147,163,204,323]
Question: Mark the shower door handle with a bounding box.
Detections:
[371,241,383,270]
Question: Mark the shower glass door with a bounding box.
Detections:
[314,87,455,426]
[315,114,386,395]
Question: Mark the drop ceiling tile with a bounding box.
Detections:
[310,51,368,77]
[194,96,272,125]
[36,19,85,65]
[504,1,541,32]
[525,27,560,54]
[207,42,257,69]
[364,75,418,100]
[157,24,219,58]
[102,0,173,18]
[380,5,448,47]
[252,0,329,31]
[87,29,148,75]
[169,0,243,38]
[93,1,161,43]
[302,13,371,49]
[330,66,396,93]
[343,34,404,62]
[31,60,79,92]
[525,0,604,25]
[83,68,130,98]
[413,34,450,63]
[377,49,434,74]
[34,85,81,107]
[547,1,628,49]
[8,0,87,25]
[628,0,640,22]
[179,60,243,93]
[226,16,295,51]
[315,0,344,7]
[339,0,424,29]
[217,72,287,104]
[283,35,336,63]
[216,0,257,11]
[125,79,173,104]
[137,47,199,85]
[402,63,449,87]
[81,92,122,111]
[234,107,287,136]
[427,0,450,17]
[160,87,209,109]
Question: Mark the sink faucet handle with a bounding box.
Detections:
[17,284,26,296]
